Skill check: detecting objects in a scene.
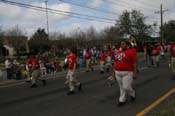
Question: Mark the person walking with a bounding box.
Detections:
[5,57,12,80]
[85,48,93,72]
[66,48,82,95]
[152,46,160,67]
[31,55,46,88]
[106,46,114,72]
[146,45,153,67]
[100,50,107,74]
[26,55,33,82]
[114,40,137,107]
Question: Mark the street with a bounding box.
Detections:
[0,60,174,116]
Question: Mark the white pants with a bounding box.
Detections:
[67,70,80,91]
[115,71,135,102]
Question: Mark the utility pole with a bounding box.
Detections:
[45,0,49,36]
[155,4,168,43]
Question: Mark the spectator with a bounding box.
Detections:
[5,57,12,80]
[146,45,153,66]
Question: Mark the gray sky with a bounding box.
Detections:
[0,0,174,36]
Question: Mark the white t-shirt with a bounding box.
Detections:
[5,60,12,69]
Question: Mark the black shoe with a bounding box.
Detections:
[31,84,37,88]
[67,91,75,95]
[25,80,31,83]
[42,80,46,86]
[130,96,136,102]
[171,75,175,80]
[101,71,104,74]
[106,68,109,72]
[78,83,82,91]
[117,102,125,107]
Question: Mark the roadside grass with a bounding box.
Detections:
[151,93,175,116]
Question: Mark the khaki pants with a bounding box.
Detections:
[115,71,135,102]
[100,61,105,71]
[67,70,80,91]
[86,59,91,71]
[31,69,40,84]
[152,55,159,67]
[171,57,175,75]
[106,56,111,67]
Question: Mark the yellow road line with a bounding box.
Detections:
[136,87,175,116]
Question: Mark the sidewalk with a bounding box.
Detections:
[0,66,94,87]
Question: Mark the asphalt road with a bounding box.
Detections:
[0,60,174,116]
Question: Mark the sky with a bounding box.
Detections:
[0,0,174,36]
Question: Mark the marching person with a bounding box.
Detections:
[100,50,107,74]
[66,48,82,95]
[114,40,137,107]
[31,55,46,88]
[26,55,33,82]
[170,41,175,80]
[85,48,93,72]
[152,45,160,67]
[106,46,114,72]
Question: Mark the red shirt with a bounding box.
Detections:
[108,49,114,56]
[27,59,33,69]
[67,53,77,70]
[170,43,175,57]
[85,51,92,59]
[114,49,137,71]
[152,48,159,56]
[100,53,107,61]
[32,58,40,69]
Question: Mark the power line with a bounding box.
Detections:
[0,0,116,23]
[133,0,159,9]
[101,0,156,12]
[58,0,121,16]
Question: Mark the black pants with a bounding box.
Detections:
[6,69,12,79]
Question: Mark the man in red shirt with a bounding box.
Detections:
[114,40,137,106]
[31,55,46,88]
[100,50,107,74]
[66,48,82,95]
[170,42,175,80]
[85,48,93,72]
